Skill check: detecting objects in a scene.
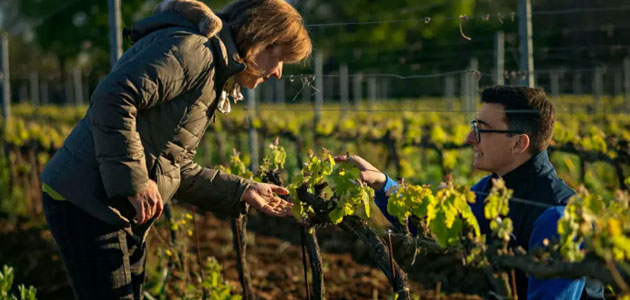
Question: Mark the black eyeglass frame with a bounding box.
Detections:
[470,120,525,143]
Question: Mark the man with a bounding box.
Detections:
[337,85,585,299]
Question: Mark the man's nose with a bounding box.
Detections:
[465,130,476,145]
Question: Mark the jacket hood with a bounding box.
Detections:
[125,0,245,87]
[126,0,222,43]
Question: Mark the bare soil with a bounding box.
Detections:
[0,211,484,300]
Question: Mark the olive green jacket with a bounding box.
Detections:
[40,5,250,237]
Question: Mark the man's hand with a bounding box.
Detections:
[127,179,163,224]
[333,154,387,191]
[243,182,293,217]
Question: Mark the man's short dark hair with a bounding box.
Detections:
[481,85,555,154]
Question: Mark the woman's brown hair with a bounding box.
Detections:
[219,0,312,75]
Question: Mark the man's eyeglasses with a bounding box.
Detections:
[470,120,525,143]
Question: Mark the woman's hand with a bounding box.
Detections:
[127,179,163,224]
[333,154,387,191]
[242,182,293,217]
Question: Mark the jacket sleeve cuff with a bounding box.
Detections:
[374,173,398,217]
[100,158,149,198]
[175,163,253,217]
[375,173,398,200]
[229,179,252,217]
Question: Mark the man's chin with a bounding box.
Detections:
[472,160,485,172]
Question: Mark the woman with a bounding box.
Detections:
[39,0,311,299]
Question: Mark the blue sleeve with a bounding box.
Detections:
[469,175,492,235]
[374,173,401,229]
[527,206,585,300]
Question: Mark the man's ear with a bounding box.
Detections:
[512,134,530,154]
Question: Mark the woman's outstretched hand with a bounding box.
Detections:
[242,182,294,217]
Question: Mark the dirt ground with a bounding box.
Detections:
[0,211,484,300]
